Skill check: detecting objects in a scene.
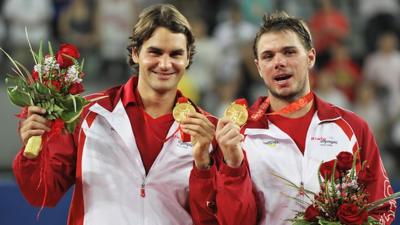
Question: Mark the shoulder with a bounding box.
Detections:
[317,96,371,139]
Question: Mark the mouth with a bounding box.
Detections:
[274,73,292,82]
[153,71,175,79]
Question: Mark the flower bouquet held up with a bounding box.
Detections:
[1,39,89,159]
[279,151,400,225]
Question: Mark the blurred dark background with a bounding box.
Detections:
[1,0,400,224]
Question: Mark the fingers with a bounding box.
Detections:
[180,112,215,137]
[27,106,46,116]
[216,118,231,132]
[216,120,241,142]
[20,107,50,145]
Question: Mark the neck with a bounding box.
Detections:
[269,92,313,118]
[137,85,177,118]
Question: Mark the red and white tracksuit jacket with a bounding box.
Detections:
[189,94,396,225]
[13,83,227,225]
[246,94,396,224]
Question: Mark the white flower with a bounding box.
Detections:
[33,64,43,74]
[43,55,60,72]
[66,65,82,83]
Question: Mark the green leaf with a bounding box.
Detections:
[65,118,79,133]
[25,26,38,65]
[293,220,312,225]
[38,40,43,62]
[318,218,341,225]
[0,48,25,78]
[60,95,88,123]
[366,216,381,225]
[48,41,54,56]
[35,82,50,95]
[7,86,33,107]
[366,192,400,211]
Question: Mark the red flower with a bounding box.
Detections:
[32,70,39,81]
[357,165,375,184]
[56,43,80,68]
[336,151,353,171]
[68,82,84,94]
[304,205,320,222]
[319,160,340,180]
[51,80,62,92]
[337,203,368,225]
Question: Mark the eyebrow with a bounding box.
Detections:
[147,46,185,55]
[260,46,298,55]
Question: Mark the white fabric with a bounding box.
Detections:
[243,112,357,224]
[80,100,196,225]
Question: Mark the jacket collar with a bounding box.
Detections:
[245,92,341,129]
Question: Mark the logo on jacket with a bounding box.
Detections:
[177,139,192,149]
[263,140,279,148]
[311,136,338,147]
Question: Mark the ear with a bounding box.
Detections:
[307,48,316,69]
[132,47,139,63]
[254,59,262,78]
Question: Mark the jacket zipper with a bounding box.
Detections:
[140,183,145,198]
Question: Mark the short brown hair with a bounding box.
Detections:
[253,11,313,59]
[127,4,196,72]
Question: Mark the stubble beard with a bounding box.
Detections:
[267,78,309,103]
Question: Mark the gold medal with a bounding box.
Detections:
[173,102,196,122]
[224,102,248,126]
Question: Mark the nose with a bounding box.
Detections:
[273,53,286,69]
[159,54,172,70]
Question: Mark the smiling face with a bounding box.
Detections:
[132,27,189,95]
[255,30,316,101]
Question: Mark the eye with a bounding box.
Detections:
[170,50,185,58]
[284,49,296,56]
[148,50,161,56]
[261,53,274,61]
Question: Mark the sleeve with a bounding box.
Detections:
[358,121,397,224]
[215,151,257,225]
[189,159,218,225]
[13,131,77,207]
[189,150,257,225]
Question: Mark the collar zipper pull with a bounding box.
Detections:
[140,183,145,198]
[299,182,305,196]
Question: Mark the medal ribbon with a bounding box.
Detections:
[144,97,192,143]
[249,92,314,121]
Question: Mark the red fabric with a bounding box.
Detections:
[122,80,174,174]
[13,76,215,225]
[247,93,397,224]
[267,104,316,154]
[189,151,257,225]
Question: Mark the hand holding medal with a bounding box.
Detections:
[224,98,249,127]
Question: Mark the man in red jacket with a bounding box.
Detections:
[190,11,397,225]
[13,4,255,225]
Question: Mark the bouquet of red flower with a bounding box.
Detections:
[282,151,400,225]
[1,40,89,159]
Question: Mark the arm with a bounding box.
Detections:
[214,150,257,225]
[13,106,76,207]
[188,118,257,225]
[356,119,396,224]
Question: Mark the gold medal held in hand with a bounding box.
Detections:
[224,99,248,126]
[173,97,196,123]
